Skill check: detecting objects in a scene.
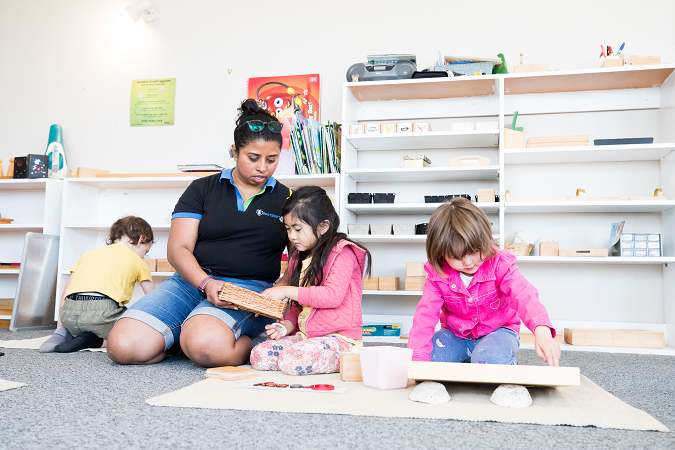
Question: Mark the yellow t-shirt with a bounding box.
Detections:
[65,243,153,306]
[295,257,362,349]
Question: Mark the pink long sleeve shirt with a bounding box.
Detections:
[284,240,366,340]
[407,250,555,361]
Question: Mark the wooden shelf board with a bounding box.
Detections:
[274,174,338,188]
[516,256,675,264]
[345,166,499,182]
[346,202,500,215]
[0,224,44,231]
[64,224,171,232]
[504,65,675,95]
[363,290,423,296]
[505,201,675,213]
[0,314,12,320]
[346,76,499,102]
[0,179,49,190]
[504,143,675,165]
[346,130,499,151]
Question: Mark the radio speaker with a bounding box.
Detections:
[346,61,417,82]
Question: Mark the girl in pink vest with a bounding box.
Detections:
[250,186,372,376]
[408,198,561,366]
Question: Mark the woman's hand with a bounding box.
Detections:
[265,321,289,340]
[205,280,239,310]
[534,325,560,367]
[261,285,289,301]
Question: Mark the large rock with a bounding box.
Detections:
[489,384,532,408]
[409,381,451,404]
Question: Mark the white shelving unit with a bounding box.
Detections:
[341,65,675,354]
[55,173,340,319]
[0,178,63,322]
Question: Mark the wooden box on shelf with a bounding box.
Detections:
[626,55,661,66]
[378,277,399,291]
[564,328,665,348]
[145,259,157,272]
[157,258,175,272]
[601,58,623,68]
[477,189,495,203]
[526,135,589,148]
[559,249,608,257]
[539,242,559,257]
[405,276,426,291]
[349,124,365,134]
[406,262,425,277]
[504,128,525,149]
[363,276,379,290]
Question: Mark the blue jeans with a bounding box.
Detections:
[430,328,520,365]
[122,273,275,351]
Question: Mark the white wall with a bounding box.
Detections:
[0,0,674,173]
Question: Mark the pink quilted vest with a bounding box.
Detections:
[284,239,366,340]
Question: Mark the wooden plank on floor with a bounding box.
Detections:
[408,361,580,387]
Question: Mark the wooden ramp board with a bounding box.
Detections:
[564,328,665,348]
[408,361,580,387]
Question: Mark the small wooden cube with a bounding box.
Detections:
[477,188,495,203]
[378,277,399,291]
[363,276,379,290]
[504,128,525,149]
[365,123,381,134]
[405,276,426,291]
[397,123,413,133]
[539,242,559,257]
[413,122,431,132]
[349,124,364,134]
[157,258,175,272]
[406,262,425,277]
[381,123,396,134]
[145,259,157,272]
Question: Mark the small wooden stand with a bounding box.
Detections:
[339,353,363,381]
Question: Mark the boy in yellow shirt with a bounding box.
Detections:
[40,216,156,353]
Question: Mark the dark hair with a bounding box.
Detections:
[106,216,155,246]
[283,185,372,288]
[233,99,283,154]
[426,198,498,277]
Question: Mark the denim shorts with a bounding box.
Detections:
[121,273,275,351]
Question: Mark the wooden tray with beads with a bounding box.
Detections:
[218,284,287,320]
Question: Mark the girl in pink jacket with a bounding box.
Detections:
[250,186,372,376]
[407,198,561,367]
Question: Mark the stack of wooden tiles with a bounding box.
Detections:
[363,276,399,291]
[526,135,589,148]
[405,262,426,291]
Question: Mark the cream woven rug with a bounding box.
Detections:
[146,369,668,432]
[0,379,26,392]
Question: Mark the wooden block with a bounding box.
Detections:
[363,276,379,290]
[349,124,364,134]
[519,332,563,344]
[413,122,431,132]
[205,366,257,381]
[406,262,425,277]
[625,55,661,66]
[0,218,15,224]
[513,63,549,73]
[378,276,399,291]
[408,361,580,387]
[504,128,525,149]
[381,123,396,134]
[364,123,381,134]
[448,155,490,167]
[144,258,157,272]
[477,188,495,203]
[564,328,665,348]
[405,276,426,291]
[539,242,559,257]
[77,167,110,178]
[527,136,589,148]
[601,58,623,68]
[280,260,288,274]
[397,123,413,133]
[339,353,363,382]
[559,249,608,257]
[156,258,175,272]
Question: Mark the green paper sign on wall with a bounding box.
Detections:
[130,78,176,127]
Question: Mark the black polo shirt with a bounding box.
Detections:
[172,169,290,283]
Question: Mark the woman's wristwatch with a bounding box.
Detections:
[198,276,213,293]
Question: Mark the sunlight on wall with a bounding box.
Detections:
[107,10,148,56]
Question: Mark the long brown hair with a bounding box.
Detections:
[426,198,498,277]
[283,186,371,287]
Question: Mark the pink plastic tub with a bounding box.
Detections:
[359,346,413,390]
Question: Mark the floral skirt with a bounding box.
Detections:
[250,334,353,376]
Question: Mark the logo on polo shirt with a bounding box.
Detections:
[256,209,283,222]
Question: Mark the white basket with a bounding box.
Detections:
[348,224,370,235]
[370,224,392,235]
[393,224,416,235]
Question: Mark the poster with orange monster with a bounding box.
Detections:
[247,74,320,122]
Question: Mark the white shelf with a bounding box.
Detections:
[346,75,499,102]
[363,336,409,344]
[63,223,171,232]
[0,224,44,231]
[152,272,175,277]
[519,342,675,356]
[348,235,426,244]
[346,202,500,215]
[0,179,49,190]
[0,314,12,320]
[516,256,675,264]
[505,201,675,213]
[345,166,499,182]
[363,290,423,296]
[274,174,338,188]
[504,143,675,165]
[346,130,499,151]
[0,269,20,275]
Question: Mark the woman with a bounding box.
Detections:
[107,99,291,367]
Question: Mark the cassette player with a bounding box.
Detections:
[346,61,417,82]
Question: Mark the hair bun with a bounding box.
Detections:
[240,98,262,117]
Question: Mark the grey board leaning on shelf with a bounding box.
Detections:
[10,233,59,332]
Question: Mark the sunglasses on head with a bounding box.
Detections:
[239,120,283,133]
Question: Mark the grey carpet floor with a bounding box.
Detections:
[0,329,673,450]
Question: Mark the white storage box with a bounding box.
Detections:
[370,224,392,235]
[475,121,499,130]
[403,155,431,168]
[393,224,416,235]
[347,224,370,235]
[359,346,413,390]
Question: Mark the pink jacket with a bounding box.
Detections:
[407,250,555,361]
[284,239,366,340]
